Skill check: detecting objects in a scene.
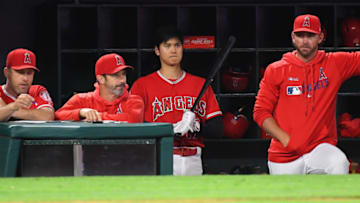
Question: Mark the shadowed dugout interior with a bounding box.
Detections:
[19,140,157,176]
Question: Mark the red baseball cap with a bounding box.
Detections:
[95,53,133,76]
[6,48,39,71]
[293,14,321,34]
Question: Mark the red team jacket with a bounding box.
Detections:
[131,71,222,148]
[55,83,144,123]
[0,85,54,111]
[253,50,360,163]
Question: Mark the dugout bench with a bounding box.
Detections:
[0,121,173,177]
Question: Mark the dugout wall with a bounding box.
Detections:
[56,2,360,174]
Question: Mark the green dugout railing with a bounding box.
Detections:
[0,121,173,177]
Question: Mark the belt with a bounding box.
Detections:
[173,147,197,156]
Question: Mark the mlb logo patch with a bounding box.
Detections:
[287,86,302,95]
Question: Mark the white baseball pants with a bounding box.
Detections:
[268,143,349,175]
[173,147,202,176]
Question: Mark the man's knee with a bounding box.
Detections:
[327,151,350,174]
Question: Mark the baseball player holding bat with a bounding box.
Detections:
[131,26,223,175]
[253,14,360,174]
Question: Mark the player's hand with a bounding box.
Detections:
[284,134,304,154]
[12,94,35,110]
[192,118,201,132]
[173,111,196,136]
[281,135,290,148]
[79,108,102,122]
[173,120,200,137]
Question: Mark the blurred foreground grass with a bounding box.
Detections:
[0,175,359,202]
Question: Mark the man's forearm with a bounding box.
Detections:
[0,103,19,121]
[262,117,290,147]
[11,108,55,121]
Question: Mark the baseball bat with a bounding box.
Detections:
[190,35,236,112]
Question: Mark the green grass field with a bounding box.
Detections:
[0,175,359,203]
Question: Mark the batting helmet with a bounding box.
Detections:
[222,66,249,92]
[341,17,360,47]
[223,111,249,139]
[339,115,360,138]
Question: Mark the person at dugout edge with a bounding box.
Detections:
[253,14,360,175]
[0,48,55,121]
[55,53,144,123]
[130,26,223,176]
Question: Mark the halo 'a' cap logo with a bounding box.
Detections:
[24,52,32,64]
[115,55,124,66]
[302,16,311,27]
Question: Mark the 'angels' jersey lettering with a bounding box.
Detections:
[131,71,222,148]
[152,96,206,121]
[286,67,330,97]
[152,97,164,121]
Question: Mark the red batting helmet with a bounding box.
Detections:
[222,66,249,92]
[223,111,249,139]
[341,17,360,47]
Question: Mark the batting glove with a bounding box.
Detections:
[192,118,201,133]
[173,111,196,136]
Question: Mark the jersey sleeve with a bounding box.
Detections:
[55,94,82,120]
[204,86,222,120]
[101,95,144,123]
[253,64,281,128]
[333,52,360,80]
[32,85,54,110]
